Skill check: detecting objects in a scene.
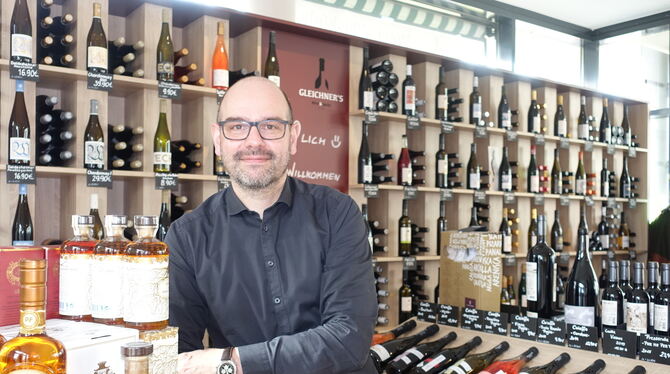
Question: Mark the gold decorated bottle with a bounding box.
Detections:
[0,259,67,373]
[124,215,169,331]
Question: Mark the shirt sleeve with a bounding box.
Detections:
[167,221,209,353]
[237,197,377,374]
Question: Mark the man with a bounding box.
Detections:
[167,77,378,374]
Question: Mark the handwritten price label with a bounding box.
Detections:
[217,176,231,191]
[155,173,178,190]
[158,81,182,99]
[10,61,39,82]
[86,169,113,188]
[6,165,36,185]
[87,72,113,91]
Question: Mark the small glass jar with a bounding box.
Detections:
[121,341,153,374]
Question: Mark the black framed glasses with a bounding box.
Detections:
[218,119,292,140]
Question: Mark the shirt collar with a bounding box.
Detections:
[225,177,294,216]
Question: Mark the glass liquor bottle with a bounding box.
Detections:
[124,216,169,331]
[59,215,97,321]
[121,341,153,374]
[91,215,128,325]
[0,259,66,373]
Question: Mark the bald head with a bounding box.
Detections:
[218,76,293,123]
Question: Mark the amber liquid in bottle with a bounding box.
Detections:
[92,218,128,325]
[59,216,97,321]
[0,259,67,373]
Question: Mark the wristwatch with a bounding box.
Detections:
[216,347,237,374]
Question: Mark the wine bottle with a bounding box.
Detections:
[264,31,280,86]
[399,199,412,257]
[578,96,589,140]
[598,259,608,298]
[627,366,646,374]
[440,341,509,374]
[501,208,512,254]
[358,122,372,184]
[369,324,439,372]
[520,264,527,310]
[626,261,650,334]
[599,158,610,197]
[10,0,33,63]
[8,80,31,166]
[359,47,374,110]
[480,347,539,374]
[156,190,171,241]
[597,206,610,251]
[173,159,202,174]
[371,320,417,346]
[564,204,599,327]
[437,201,447,256]
[527,145,539,193]
[211,21,230,90]
[554,96,567,137]
[527,214,556,319]
[528,208,538,249]
[528,90,540,133]
[501,276,511,305]
[499,146,512,192]
[571,359,605,374]
[467,143,480,190]
[602,260,625,330]
[83,99,104,170]
[435,66,449,120]
[401,67,417,116]
[410,336,482,374]
[154,99,171,173]
[620,156,631,198]
[398,135,412,186]
[156,9,174,82]
[599,98,611,144]
[550,209,563,253]
[620,259,633,322]
[89,193,104,240]
[499,85,512,129]
[575,151,586,196]
[520,353,570,374]
[622,105,632,146]
[618,211,630,251]
[12,184,34,246]
[550,148,561,194]
[469,205,478,227]
[436,134,448,188]
[86,3,107,73]
[385,332,457,374]
[647,261,660,332]
[470,76,481,125]
[654,263,670,335]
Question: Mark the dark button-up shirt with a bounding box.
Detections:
[167,177,377,374]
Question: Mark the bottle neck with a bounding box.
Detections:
[19,306,46,335]
[137,226,156,238]
[72,225,94,238]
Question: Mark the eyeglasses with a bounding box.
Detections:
[218,119,292,140]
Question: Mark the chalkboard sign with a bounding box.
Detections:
[437,304,459,327]
[503,192,515,205]
[506,131,517,142]
[364,110,378,125]
[461,308,483,331]
[510,314,537,341]
[475,126,487,138]
[441,121,454,134]
[534,134,545,146]
[483,311,508,336]
[440,188,453,201]
[639,333,670,365]
[603,328,637,359]
[406,115,421,130]
[364,184,379,198]
[403,186,418,200]
[533,194,544,206]
[537,318,566,346]
[559,195,570,206]
[417,302,438,323]
[567,324,599,352]
[474,190,486,203]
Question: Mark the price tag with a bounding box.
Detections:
[403,186,418,200]
[216,89,226,105]
[567,324,599,352]
[460,308,483,331]
[629,198,637,209]
[607,198,617,208]
[364,110,378,125]
[474,126,487,138]
[628,146,637,158]
[440,188,453,201]
[437,304,459,326]
[629,250,637,260]
[483,311,508,336]
[6,165,36,185]
[154,172,178,190]
[559,195,570,206]
[86,169,112,188]
[474,190,486,203]
[9,61,39,82]
[559,138,570,149]
[402,256,417,271]
[639,333,670,365]
[603,328,638,359]
[503,192,515,205]
[440,121,454,134]
[506,131,518,142]
[533,194,544,206]
[417,302,438,323]
[534,134,545,146]
[364,184,379,198]
[503,255,517,267]
[87,71,113,91]
[584,195,594,207]
[537,318,566,346]
[510,314,537,341]
[406,115,420,130]
[158,81,182,99]
[559,252,570,264]
[217,176,231,191]
[585,141,594,152]
[606,144,615,155]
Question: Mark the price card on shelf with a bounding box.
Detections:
[6,165,36,185]
[9,61,39,82]
[440,121,454,134]
[86,169,112,188]
[158,81,182,99]
[364,184,379,198]
[406,115,420,130]
[629,250,637,260]
[510,314,537,341]
[628,146,637,158]
[533,194,544,206]
[534,134,545,146]
[87,71,113,91]
[503,255,517,266]
[155,173,178,190]
[602,328,637,359]
[417,302,438,323]
[364,110,378,125]
[483,311,508,336]
[585,141,594,152]
[559,195,570,206]
[403,186,418,200]
[503,192,515,205]
[537,318,566,346]
[607,198,617,208]
[559,138,569,149]
[639,333,670,365]
[629,198,637,209]
[567,324,599,352]
[217,176,231,191]
[440,188,453,201]
[437,304,459,327]
[559,252,570,264]
[506,131,517,142]
[584,195,594,207]
[402,256,417,271]
[460,308,483,331]
[216,89,226,105]
[607,144,615,155]
[474,126,487,138]
[474,190,486,203]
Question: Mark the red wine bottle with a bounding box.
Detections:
[398,135,412,186]
[371,320,417,346]
[385,331,457,374]
[440,341,509,374]
[409,336,482,374]
[479,347,539,374]
[526,214,556,319]
[570,359,605,374]
[519,353,570,374]
[602,260,626,331]
[369,324,439,372]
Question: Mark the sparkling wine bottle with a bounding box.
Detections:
[369,324,439,372]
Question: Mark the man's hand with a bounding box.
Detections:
[178,348,243,374]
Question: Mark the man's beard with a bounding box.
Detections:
[225,147,289,191]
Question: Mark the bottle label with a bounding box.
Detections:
[123,256,169,323]
[437,94,447,109]
[501,174,512,191]
[11,34,33,59]
[401,348,424,363]
[521,295,527,307]
[438,160,448,175]
[91,255,124,319]
[625,132,632,146]
[623,299,628,321]
[213,69,229,88]
[59,254,92,316]
[157,61,174,74]
[530,234,537,248]
[578,123,589,139]
[268,75,281,87]
[400,227,411,244]
[600,234,609,249]
[527,311,538,318]
[605,128,612,143]
[533,115,540,133]
[650,302,655,327]
[623,184,631,198]
[555,236,563,251]
[564,304,595,326]
[622,236,630,249]
[510,296,517,306]
[87,46,108,69]
[626,302,648,334]
[9,137,30,162]
[655,304,668,332]
[469,173,480,189]
[402,167,412,185]
[526,261,538,302]
[530,175,539,193]
[370,344,391,362]
[419,354,446,371]
[552,263,557,303]
[363,165,372,183]
[502,111,511,129]
[404,86,416,111]
[13,240,34,246]
[443,360,471,374]
[401,296,412,312]
[84,140,105,166]
[153,151,172,166]
[576,179,586,194]
[363,91,374,110]
[602,299,620,326]
[503,235,512,253]
[472,103,481,122]
[557,119,567,136]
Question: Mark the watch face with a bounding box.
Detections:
[218,361,236,374]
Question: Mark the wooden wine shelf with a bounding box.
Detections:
[373,251,634,263]
[29,165,219,181]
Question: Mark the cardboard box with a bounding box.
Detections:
[139,327,179,374]
[0,319,139,373]
[0,247,46,326]
[45,246,61,320]
[439,231,503,312]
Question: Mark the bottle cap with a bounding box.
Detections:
[121,341,153,357]
[134,215,158,227]
[105,215,127,227]
[19,184,28,195]
[72,215,94,227]
[16,80,25,92]
[90,99,99,115]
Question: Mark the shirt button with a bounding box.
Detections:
[267,260,275,267]
[274,298,281,304]
[263,225,269,232]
